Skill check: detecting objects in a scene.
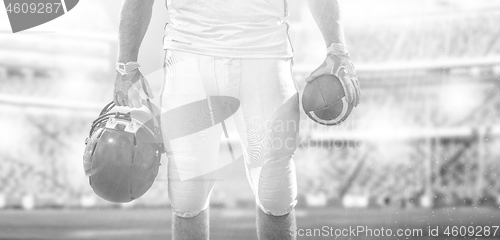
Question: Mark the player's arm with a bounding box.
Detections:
[307,0,345,48]
[118,0,154,62]
[114,0,155,107]
[306,0,360,107]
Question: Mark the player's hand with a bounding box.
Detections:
[305,44,360,107]
[113,69,154,108]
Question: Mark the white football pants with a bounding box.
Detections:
[161,50,299,218]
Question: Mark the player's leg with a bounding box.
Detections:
[161,50,223,240]
[233,57,299,240]
[257,207,296,240]
[172,209,209,240]
[169,159,218,240]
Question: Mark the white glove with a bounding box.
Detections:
[113,61,154,108]
[305,43,360,107]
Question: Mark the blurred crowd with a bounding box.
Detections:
[346,10,500,63]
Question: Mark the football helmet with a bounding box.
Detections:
[83,101,164,203]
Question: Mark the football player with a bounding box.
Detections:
[113,0,360,239]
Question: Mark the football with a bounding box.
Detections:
[302,75,353,125]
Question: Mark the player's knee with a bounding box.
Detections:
[170,196,210,218]
[169,182,213,218]
[256,160,298,217]
[258,196,297,216]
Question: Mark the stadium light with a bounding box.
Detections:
[493,65,500,76]
[0,113,25,150]
[360,108,413,141]
[0,194,5,209]
[439,83,483,121]
[57,73,94,101]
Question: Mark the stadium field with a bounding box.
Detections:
[1,207,499,240]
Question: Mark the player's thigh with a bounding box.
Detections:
[235,58,299,215]
[161,49,223,178]
[236,57,299,165]
[161,50,222,217]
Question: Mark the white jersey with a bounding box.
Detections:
[163,0,293,58]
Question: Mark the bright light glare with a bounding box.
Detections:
[358,108,414,163]
[360,108,411,140]
[0,114,25,150]
[57,74,93,101]
[440,83,482,121]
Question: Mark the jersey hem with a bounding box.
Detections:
[163,42,294,59]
